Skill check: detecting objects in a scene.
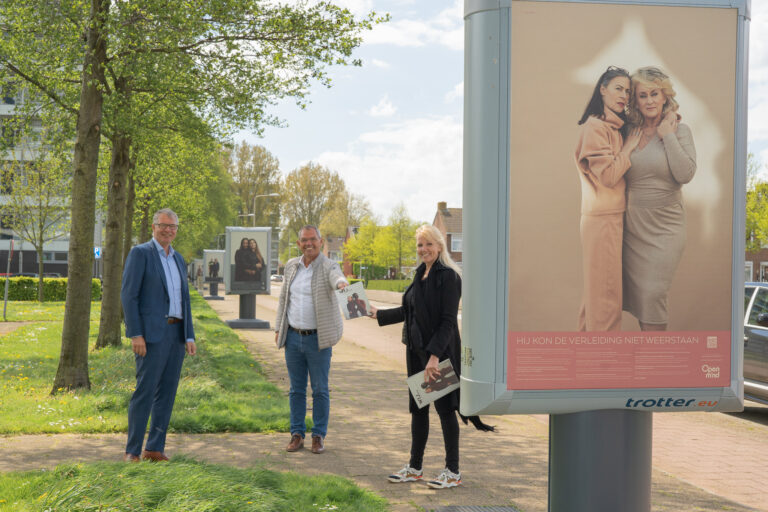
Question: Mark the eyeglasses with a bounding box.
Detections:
[155,223,179,231]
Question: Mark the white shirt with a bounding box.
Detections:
[286,258,317,329]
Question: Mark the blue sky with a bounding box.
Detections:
[238,0,767,223]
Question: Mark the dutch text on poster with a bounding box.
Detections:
[507,330,730,389]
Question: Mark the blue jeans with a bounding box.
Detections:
[284,329,332,438]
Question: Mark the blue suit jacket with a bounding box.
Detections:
[121,240,195,344]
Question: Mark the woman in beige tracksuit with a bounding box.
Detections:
[574,66,641,331]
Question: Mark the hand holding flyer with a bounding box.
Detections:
[407,359,460,409]
[334,282,371,320]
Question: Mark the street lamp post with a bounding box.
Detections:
[250,192,279,227]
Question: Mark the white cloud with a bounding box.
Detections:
[749,2,768,147]
[370,58,391,69]
[368,95,397,117]
[313,116,463,222]
[365,0,462,50]
[445,82,463,103]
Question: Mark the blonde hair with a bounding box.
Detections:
[628,66,679,127]
[415,224,462,276]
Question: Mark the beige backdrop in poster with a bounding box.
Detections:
[508,1,736,331]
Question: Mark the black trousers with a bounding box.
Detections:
[409,405,460,474]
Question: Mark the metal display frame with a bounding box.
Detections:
[462,2,749,509]
[224,227,272,329]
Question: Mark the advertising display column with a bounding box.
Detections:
[224,227,272,329]
[462,0,749,510]
[202,249,225,300]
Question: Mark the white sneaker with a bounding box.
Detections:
[388,464,423,483]
[426,468,462,489]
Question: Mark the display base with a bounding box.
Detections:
[226,318,270,329]
[204,295,225,300]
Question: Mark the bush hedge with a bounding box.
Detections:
[366,279,410,292]
[0,277,102,301]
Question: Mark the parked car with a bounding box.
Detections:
[743,282,768,404]
[270,274,283,282]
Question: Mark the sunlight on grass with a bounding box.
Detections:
[0,296,290,434]
[0,457,389,511]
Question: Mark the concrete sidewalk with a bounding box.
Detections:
[1,290,765,512]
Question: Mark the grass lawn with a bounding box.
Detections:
[0,457,390,511]
[0,294,290,434]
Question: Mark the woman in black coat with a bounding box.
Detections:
[370,224,491,489]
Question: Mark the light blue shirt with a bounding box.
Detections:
[152,237,183,321]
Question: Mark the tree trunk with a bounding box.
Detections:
[37,247,44,302]
[123,167,136,264]
[95,132,130,349]
[52,0,109,393]
[139,204,151,243]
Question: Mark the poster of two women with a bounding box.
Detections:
[501,1,744,394]
[224,227,271,294]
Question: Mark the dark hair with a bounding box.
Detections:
[578,66,630,132]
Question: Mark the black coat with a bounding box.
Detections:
[377,260,461,413]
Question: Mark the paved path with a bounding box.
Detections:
[2,288,767,512]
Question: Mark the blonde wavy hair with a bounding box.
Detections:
[628,66,679,127]
[415,224,462,276]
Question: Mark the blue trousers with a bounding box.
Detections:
[284,329,332,438]
[125,322,186,455]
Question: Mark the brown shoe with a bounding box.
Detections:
[311,435,325,454]
[141,450,169,462]
[286,434,304,452]
[124,453,140,462]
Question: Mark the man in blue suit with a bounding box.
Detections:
[121,208,197,462]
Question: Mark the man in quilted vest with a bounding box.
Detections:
[274,225,348,454]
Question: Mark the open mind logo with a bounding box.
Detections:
[702,364,720,379]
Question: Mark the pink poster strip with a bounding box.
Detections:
[507,331,731,390]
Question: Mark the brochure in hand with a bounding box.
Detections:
[334,282,371,320]
[407,359,459,409]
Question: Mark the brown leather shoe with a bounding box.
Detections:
[286,434,304,452]
[311,435,325,454]
[124,453,140,462]
[141,450,169,462]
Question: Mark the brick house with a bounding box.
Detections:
[432,201,462,266]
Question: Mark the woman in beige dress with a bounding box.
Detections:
[574,66,641,331]
[623,67,697,331]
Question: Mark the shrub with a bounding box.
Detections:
[0,277,102,301]
[366,279,410,292]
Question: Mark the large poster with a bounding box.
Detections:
[225,227,271,294]
[506,2,736,392]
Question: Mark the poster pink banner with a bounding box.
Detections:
[507,331,730,390]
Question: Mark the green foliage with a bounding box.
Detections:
[135,137,239,261]
[0,458,389,511]
[0,278,101,302]
[746,153,768,252]
[351,263,388,280]
[281,162,346,234]
[366,280,410,293]
[0,294,289,434]
[227,142,281,229]
[343,217,379,275]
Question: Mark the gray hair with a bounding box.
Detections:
[153,208,178,225]
[299,225,321,239]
